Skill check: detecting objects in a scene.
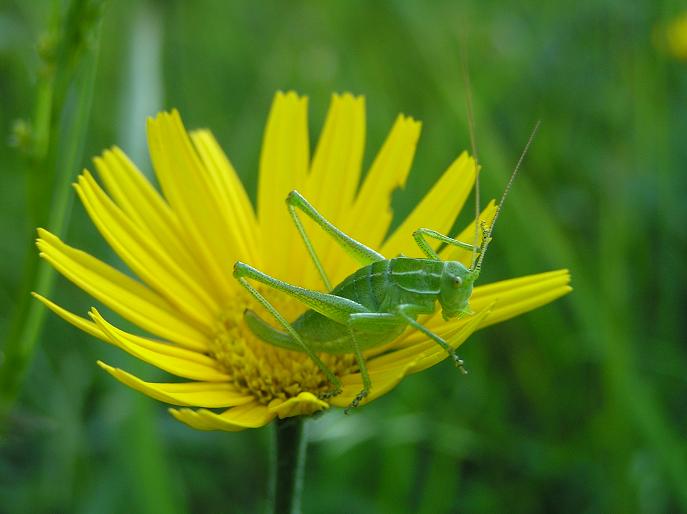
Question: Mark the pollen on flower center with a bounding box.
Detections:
[209,292,358,405]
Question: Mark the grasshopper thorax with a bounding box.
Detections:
[438,260,477,321]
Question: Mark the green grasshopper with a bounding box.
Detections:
[233,125,540,413]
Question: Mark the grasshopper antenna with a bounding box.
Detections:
[459,30,482,271]
[472,120,541,275]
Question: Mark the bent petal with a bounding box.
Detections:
[170,402,276,432]
[268,392,329,418]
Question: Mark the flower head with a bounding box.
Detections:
[35,92,571,431]
[656,12,687,61]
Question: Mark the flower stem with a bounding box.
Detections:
[272,417,307,514]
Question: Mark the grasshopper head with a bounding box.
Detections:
[438,261,477,320]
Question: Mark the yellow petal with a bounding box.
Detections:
[93,147,219,299]
[343,114,421,251]
[97,361,252,407]
[330,360,414,407]
[363,341,426,372]
[305,94,365,223]
[74,171,219,325]
[406,307,491,373]
[167,408,218,431]
[337,310,484,407]
[191,129,262,266]
[186,403,276,431]
[257,91,310,281]
[471,268,569,299]
[32,292,107,341]
[469,269,571,326]
[89,308,229,382]
[268,392,329,418]
[301,94,366,286]
[404,271,570,344]
[34,296,228,382]
[381,151,477,258]
[37,229,210,351]
[475,283,572,329]
[147,111,236,299]
[362,307,490,375]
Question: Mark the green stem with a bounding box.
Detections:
[272,417,307,514]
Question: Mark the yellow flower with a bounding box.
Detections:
[34,92,571,431]
[667,13,687,60]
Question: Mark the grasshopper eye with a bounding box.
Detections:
[452,276,463,288]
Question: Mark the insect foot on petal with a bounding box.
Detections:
[453,353,469,375]
[319,385,343,401]
[344,388,369,415]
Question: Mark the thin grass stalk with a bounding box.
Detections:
[0,0,105,427]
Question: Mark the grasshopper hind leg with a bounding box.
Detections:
[244,310,346,398]
[234,263,343,398]
[243,309,302,351]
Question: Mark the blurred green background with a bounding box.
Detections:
[1,0,686,512]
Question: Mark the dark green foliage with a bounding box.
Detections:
[1,0,685,512]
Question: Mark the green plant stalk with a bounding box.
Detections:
[272,418,307,514]
[0,2,104,426]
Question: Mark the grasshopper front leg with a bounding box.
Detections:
[412,228,481,260]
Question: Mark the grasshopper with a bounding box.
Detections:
[232,121,538,412]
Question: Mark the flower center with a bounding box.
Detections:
[209,291,357,404]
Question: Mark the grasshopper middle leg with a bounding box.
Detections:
[395,305,468,374]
